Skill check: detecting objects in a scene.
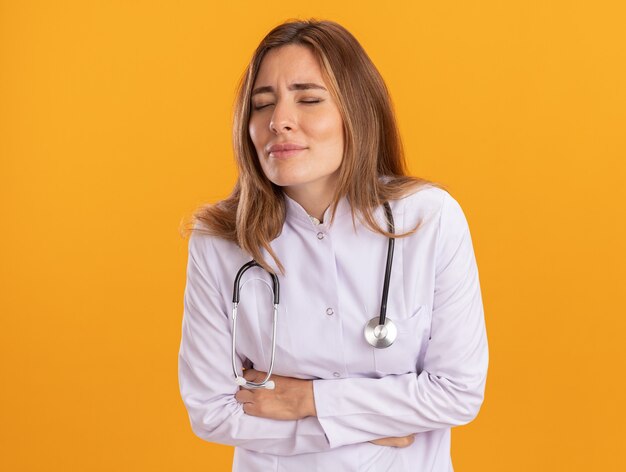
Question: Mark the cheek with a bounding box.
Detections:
[248,117,266,151]
[310,110,344,150]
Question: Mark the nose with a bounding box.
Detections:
[269,99,296,134]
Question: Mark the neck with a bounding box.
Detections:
[284,178,337,222]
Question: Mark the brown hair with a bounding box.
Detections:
[182,18,444,273]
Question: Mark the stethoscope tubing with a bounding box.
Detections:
[231,261,279,389]
[231,201,395,389]
[378,202,395,326]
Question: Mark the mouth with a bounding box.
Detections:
[267,143,308,159]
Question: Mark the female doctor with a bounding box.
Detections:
[178,19,488,471]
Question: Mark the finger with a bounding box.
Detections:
[242,401,257,416]
[369,435,415,448]
[397,435,415,448]
[235,389,254,404]
[243,368,267,382]
[242,369,257,381]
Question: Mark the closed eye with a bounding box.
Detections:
[252,98,324,111]
[300,99,323,104]
[253,103,273,110]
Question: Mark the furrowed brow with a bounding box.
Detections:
[251,83,327,96]
[251,85,273,97]
[289,83,327,92]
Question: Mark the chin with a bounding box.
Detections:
[266,172,315,189]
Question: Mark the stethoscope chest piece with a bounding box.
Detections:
[364,316,398,348]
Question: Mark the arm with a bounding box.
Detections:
[310,192,489,448]
[236,368,416,448]
[177,232,331,456]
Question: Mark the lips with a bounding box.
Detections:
[267,143,307,158]
[267,143,308,153]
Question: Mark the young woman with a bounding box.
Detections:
[178,19,488,471]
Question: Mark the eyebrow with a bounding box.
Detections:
[251,83,328,97]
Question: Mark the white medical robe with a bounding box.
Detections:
[178,185,489,471]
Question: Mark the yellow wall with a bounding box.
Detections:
[1,1,624,470]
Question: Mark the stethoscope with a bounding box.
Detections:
[231,202,396,389]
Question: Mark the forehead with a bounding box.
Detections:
[254,44,325,85]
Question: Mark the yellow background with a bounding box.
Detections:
[1,1,624,470]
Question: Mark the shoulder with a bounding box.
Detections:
[394,184,472,241]
[188,221,245,271]
[392,184,446,230]
[399,183,447,209]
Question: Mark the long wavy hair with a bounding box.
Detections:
[182,18,444,273]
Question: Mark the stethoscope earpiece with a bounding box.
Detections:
[235,376,275,390]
